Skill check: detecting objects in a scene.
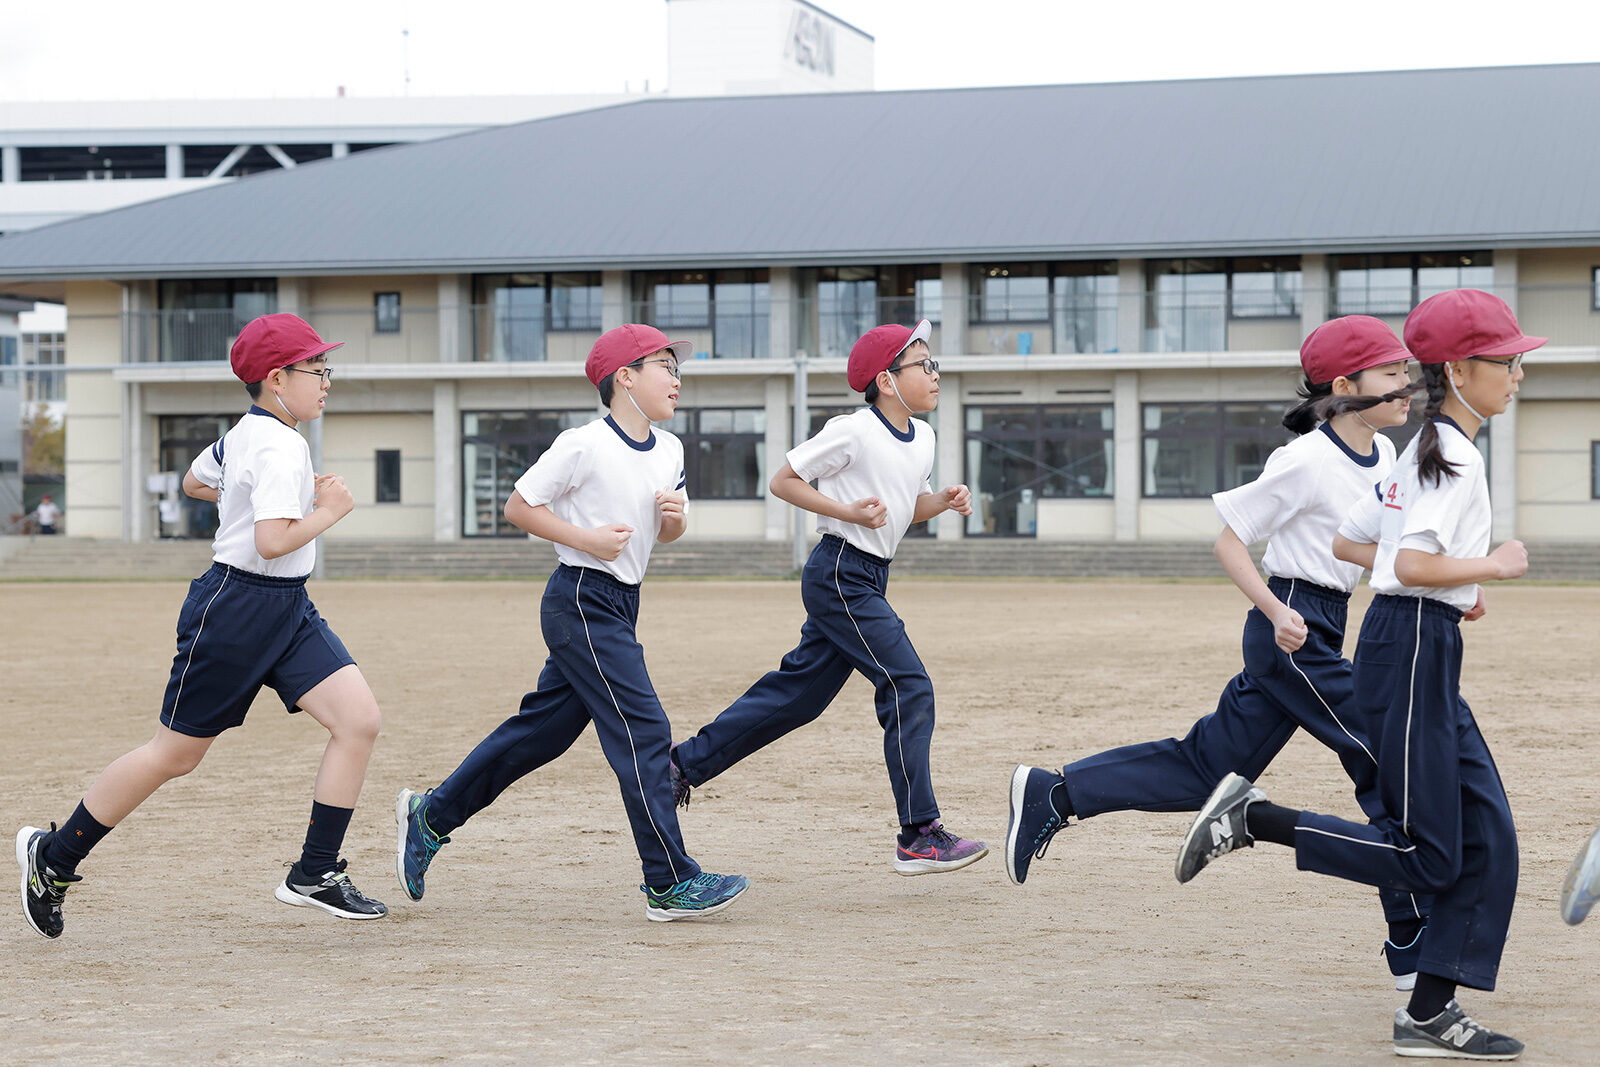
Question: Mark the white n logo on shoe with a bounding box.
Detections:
[1210,821,1232,851]
[1439,1022,1475,1049]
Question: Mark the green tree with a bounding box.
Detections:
[23,404,63,476]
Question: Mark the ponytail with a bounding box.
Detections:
[1413,364,1461,486]
[1311,378,1423,424]
[1282,377,1332,434]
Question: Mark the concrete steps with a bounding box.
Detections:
[3,535,1594,581]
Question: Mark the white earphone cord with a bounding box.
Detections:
[1447,368,1486,424]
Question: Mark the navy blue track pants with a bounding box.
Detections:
[1294,594,1517,990]
[674,535,939,827]
[426,565,699,888]
[1062,577,1426,924]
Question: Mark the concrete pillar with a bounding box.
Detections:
[123,382,144,542]
[763,376,790,540]
[165,144,184,179]
[1490,251,1519,540]
[433,380,461,540]
[276,277,308,315]
[1301,253,1328,333]
[1116,259,1144,354]
[768,266,794,360]
[436,274,468,362]
[601,270,628,331]
[939,262,968,356]
[1113,370,1140,540]
[935,371,964,540]
[332,142,350,159]
[1,146,18,183]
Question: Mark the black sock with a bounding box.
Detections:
[1388,917,1425,949]
[1049,781,1075,819]
[1243,801,1301,847]
[898,823,928,847]
[1408,972,1457,1021]
[43,802,113,875]
[297,801,353,878]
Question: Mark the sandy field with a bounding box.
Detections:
[1,577,1597,1065]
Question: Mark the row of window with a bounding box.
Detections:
[145,253,1520,363]
[9,143,391,182]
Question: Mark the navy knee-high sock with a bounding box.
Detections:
[43,802,113,875]
[298,801,353,878]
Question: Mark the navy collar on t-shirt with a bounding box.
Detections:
[1432,413,1469,439]
[605,414,656,451]
[247,404,280,420]
[869,405,916,443]
[1317,420,1380,468]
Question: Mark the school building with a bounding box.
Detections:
[0,62,1596,547]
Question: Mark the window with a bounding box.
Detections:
[374,292,401,334]
[19,145,167,181]
[636,270,711,328]
[157,415,233,539]
[1332,252,1493,316]
[662,408,766,498]
[1229,257,1303,318]
[1593,442,1600,499]
[157,279,278,362]
[712,270,771,360]
[965,405,1114,536]
[0,336,14,366]
[375,450,401,503]
[1592,267,1600,312]
[1052,262,1118,354]
[810,266,938,358]
[974,264,1050,323]
[23,332,65,402]
[1142,403,1289,498]
[472,273,603,361]
[1146,259,1227,352]
[461,411,593,535]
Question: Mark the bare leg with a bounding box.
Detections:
[80,726,215,826]
[296,664,382,807]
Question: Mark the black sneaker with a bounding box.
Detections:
[1176,773,1265,883]
[1394,999,1524,1060]
[16,825,80,940]
[1005,764,1068,886]
[275,859,388,920]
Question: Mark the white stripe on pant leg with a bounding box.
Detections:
[1285,580,1378,766]
[833,540,914,827]
[168,570,231,732]
[1403,599,1423,833]
[573,570,680,884]
[1297,824,1418,852]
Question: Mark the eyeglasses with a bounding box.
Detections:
[285,366,334,383]
[888,357,940,377]
[630,357,681,379]
[1469,354,1523,373]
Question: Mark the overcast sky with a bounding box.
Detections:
[1,0,1596,100]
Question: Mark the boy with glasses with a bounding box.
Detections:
[18,313,388,938]
[397,324,749,921]
[670,319,988,875]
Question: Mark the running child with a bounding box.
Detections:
[18,313,388,937]
[396,324,748,922]
[668,319,987,875]
[1176,289,1540,1060]
[1004,314,1425,987]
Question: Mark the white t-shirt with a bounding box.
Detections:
[512,415,687,586]
[187,407,317,577]
[1212,422,1396,593]
[35,501,60,526]
[787,406,935,561]
[1340,417,1490,612]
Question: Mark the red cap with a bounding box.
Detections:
[1403,289,1547,365]
[1299,315,1410,384]
[585,324,693,387]
[847,319,933,393]
[230,313,343,383]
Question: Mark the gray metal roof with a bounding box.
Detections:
[1,63,1598,279]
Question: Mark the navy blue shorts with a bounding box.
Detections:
[159,563,356,738]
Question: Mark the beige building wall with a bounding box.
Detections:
[1140,499,1223,540]
[1517,399,1600,539]
[62,281,126,537]
[1036,499,1115,539]
[304,274,442,364]
[1515,248,1600,348]
[322,412,435,538]
[1226,317,1302,351]
[682,500,766,539]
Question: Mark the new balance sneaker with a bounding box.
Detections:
[275,859,388,919]
[395,787,450,903]
[1005,765,1068,886]
[669,744,692,810]
[642,871,748,921]
[1176,773,1265,884]
[1394,1000,1523,1060]
[894,821,988,875]
[1385,928,1425,992]
[17,825,80,940]
[1559,821,1600,926]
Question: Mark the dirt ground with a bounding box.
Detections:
[1,577,1597,1065]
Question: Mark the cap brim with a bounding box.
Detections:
[663,340,694,362]
[284,339,345,366]
[894,319,934,359]
[1474,333,1547,357]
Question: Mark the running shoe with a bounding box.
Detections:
[1005,765,1068,885]
[894,821,988,875]
[396,787,449,902]
[642,872,749,921]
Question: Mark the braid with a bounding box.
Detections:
[1311,378,1423,424]
[1414,364,1462,486]
[1282,377,1331,434]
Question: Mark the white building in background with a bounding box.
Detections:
[668,0,873,95]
